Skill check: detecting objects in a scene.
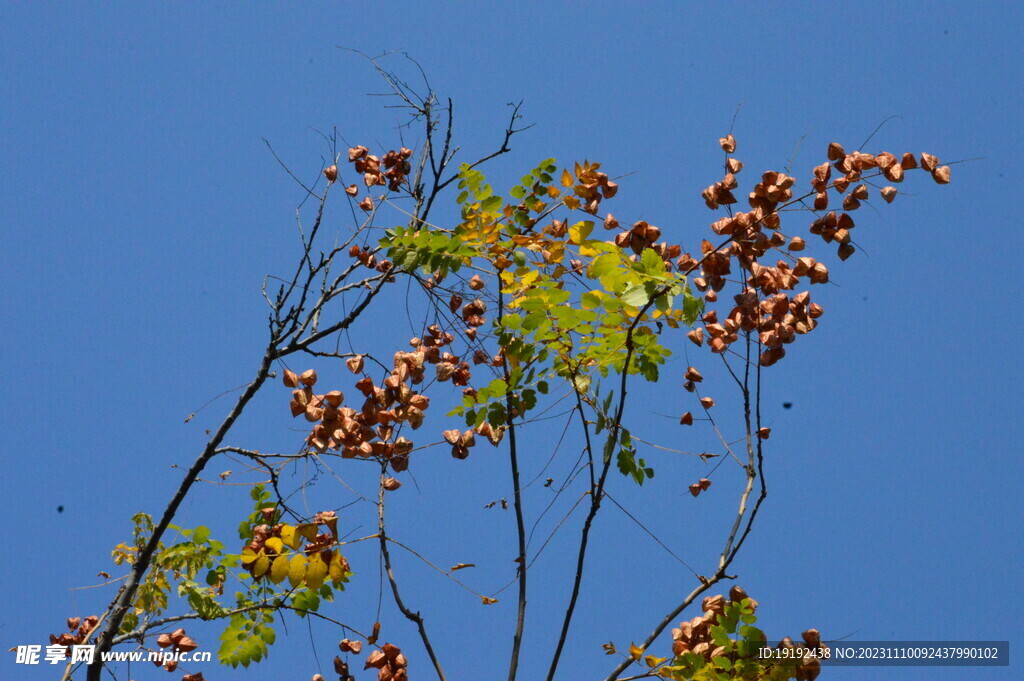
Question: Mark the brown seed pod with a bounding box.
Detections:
[920,153,939,171]
[175,636,199,653]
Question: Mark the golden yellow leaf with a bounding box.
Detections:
[268,556,288,584]
[481,596,499,605]
[328,554,348,585]
[450,563,476,572]
[281,525,302,550]
[645,654,667,668]
[253,551,270,578]
[240,547,258,566]
[547,185,561,199]
[568,221,594,246]
[560,169,573,187]
[296,523,318,541]
[629,642,644,660]
[265,537,284,554]
[305,554,328,590]
[288,553,307,588]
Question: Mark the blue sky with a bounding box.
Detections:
[2,3,1021,681]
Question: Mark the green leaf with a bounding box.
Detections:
[481,195,502,213]
[710,625,731,647]
[682,286,705,326]
[639,247,666,275]
[620,285,650,307]
[616,449,635,476]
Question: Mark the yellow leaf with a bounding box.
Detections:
[328,554,348,585]
[297,523,318,541]
[547,185,561,199]
[560,169,573,187]
[519,269,540,287]
[629,642,644,660]
[564,196,581,211]
[568,221,594,246]
[645,654,667,668]
[265,537,284,554]
[281,525,302,550]
[450,563,476,572]
[288,553,307,588]
[268,556,288,584]
[481,596,499,605]
[305,554,328,590]
[240,547,258,566]
[253,550,270,578]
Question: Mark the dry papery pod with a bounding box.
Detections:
[339,638,363,653]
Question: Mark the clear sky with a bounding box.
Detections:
[2,3,1021,681]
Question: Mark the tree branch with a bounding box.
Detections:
[499,288,529,681]
[377,469,448,681]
